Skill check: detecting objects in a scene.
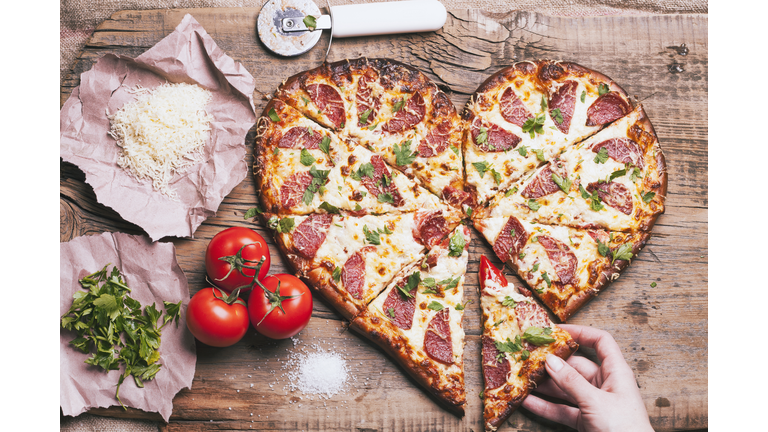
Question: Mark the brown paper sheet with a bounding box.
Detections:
[60,232,196,422]
[60,14,256,241]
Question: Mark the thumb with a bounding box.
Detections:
[545,354,598,407]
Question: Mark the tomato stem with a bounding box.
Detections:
[215,243,265,282]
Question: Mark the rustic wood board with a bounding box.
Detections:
[60,8,708,431]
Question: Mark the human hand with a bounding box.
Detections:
[521,324,654,432]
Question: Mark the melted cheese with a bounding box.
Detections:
[109,83,213,199]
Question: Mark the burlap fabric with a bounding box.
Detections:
[59,0,706,430]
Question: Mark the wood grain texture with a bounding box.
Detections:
[60,8,708,431]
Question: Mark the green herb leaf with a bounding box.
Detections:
[450,145,460,156]
[541,271,552,287]
[300,148,316,166]
[243,207,263,219]
[522,327,555,346]
[472,161,490,178]
[319,135,331,159]
[491,168,502,185]
[377,193,394,204]
[332,266,342,283]
[387,307,395,318]
[630,167,643,182]
[641,191,656,203]
[527,199,541,211]
[551,172,572,193]
[502,296,517,308]
[580,91,586,103]
[448,232,466,257]
[268,108,280,122]
[521,112,546,139]
[363,225,381,245]
[532,148,546,162]
[650,281,657,287]
[517,145,528,157]
[303,15,317,30]
[427,301,444,311]
[476,126,489,146]
[493,318,506,327]
[301,96,310,105]
[540,95,548,111]
[609,169,627,181]
[277,217,295,233]
[421,277,436,288]
[495,336,523,353]
[532,263,540,272]
[455,300,472,311]
[367,122,379,131]
[392,97,407,113]
[359,109,373,125]
[594,147,609,164]
[612,243,634,264]
[598,83,610,95]
[551,108,563,124]
[597,239,610,257]
[319,201,340,214]
[398,271,421,298]
[393,140,418,166]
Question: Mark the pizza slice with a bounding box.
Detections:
[463,60,633,204]
[275,58,471,210]
[477,105,666,232]
[263,209,462,320]
[255,99,457,216]
[350,225,472,415]
[474,213,649,321]
[478,255,578,431]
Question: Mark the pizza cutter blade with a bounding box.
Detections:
[257,0,447,57]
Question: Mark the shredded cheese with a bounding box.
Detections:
[108,82,213,199]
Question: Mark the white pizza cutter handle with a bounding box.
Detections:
[330,0,447,38]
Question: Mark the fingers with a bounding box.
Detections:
[521,393,580,430]
[567,355,601,386]
[544,354,598,407]
[559,324,636,387]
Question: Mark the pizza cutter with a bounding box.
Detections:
[257,0,447,57]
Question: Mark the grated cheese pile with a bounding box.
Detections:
[108,82,213,199]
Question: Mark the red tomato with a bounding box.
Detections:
[205,227,271,295]
[186,287,250,347]
[248,274,312,339]
[479,255,508,292]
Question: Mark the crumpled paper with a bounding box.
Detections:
[60,232,196,422]
[60,14,256,241]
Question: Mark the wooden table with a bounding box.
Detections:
[60,8,708,431]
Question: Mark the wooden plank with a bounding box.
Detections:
[61,8,708,431]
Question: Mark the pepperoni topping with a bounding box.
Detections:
[492,216,528,263]
[280,171,313,209]
[470,116,521,152]
[292,214,333,259]
[413,210,448,248]
[305,83,345,129]
[482,335,510,390]
[586,92,630,127]
[358,155,404,207]
[549,81,578,134]
[442,186,475,209]
[417,120,452,157]
[586,181,633,215]
[278,127,322,149]
[588,229,611,244]
[382,278,417,329]
[515,301,550,332]
[537,235,578,285]
[356,75,380,127]
[591,138,645,169]
[341,246,376,299]
[522,162,568,199]
[500,86,533,128]
[424,308,453,364]
[382,92,426,134]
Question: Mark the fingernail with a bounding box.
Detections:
[546,355,564,372]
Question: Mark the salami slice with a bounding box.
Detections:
[537,235,578,286]
[442,186,475,209]
[492,216,528,263]
[515,301,551,352]
[470,116,521,152]
[278,127,322,149]
[500,86,533,128]
[358,155,405,207]
[521,162,568,199]
[280,171,313,209]
[586,92,630,127]
[417,120,451,157]
[342,246,376,299]
[305,83,345,129]
[413,210,448,248]
[549,81,578,134]
[424,308,453,364]
[586,181,633,215]
[382,279,417,330]
[382,92,426,134]
[591,138,645,169]
[482,335,510,390]
[356,75,380,127]
[292,214,333,259]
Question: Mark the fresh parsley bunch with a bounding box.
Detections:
[61,265,182,409]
